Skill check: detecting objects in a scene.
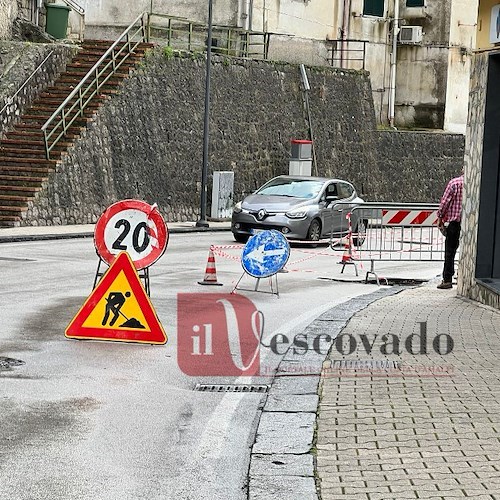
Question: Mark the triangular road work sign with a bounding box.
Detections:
[66,252,167,344]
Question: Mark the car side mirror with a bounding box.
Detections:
[325,195,339,202]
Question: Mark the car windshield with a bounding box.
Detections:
[256,178,324,199]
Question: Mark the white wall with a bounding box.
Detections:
[0,0,17,40]
[444,0,478,134]
[79,0,240,29]
[250,0,336,39]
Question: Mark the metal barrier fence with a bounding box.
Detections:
[330,202,446,284]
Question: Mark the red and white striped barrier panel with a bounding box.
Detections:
[382,209,439,227]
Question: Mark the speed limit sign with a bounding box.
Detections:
[94,200,168,270]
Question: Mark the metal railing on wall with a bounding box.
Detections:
[0,50,54,116]
[41,12,147,159]
[41,10,272,158]
[147,13,271,59]
[327,39,367,70]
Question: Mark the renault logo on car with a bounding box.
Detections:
[256,209,267,221]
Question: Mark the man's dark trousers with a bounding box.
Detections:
[443,221,461,283]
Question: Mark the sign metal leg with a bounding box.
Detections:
[94,257,151,296]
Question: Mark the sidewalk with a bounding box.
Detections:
[0,220,231,243]
[248,283,500,499]
[316,284,500,499]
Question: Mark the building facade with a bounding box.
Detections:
[75,0,478,133]
[458,0,500,310]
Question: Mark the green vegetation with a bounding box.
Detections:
[189,50,204,61]
[163,45,175,59]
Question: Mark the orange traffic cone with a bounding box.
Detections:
[339,240,353,264]
[339,234,359,277]
[198,247,223,286]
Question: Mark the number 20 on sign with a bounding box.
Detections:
[94,199,168,270]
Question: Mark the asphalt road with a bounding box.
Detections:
[0,232,443,500]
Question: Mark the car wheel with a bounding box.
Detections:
[352,219,367,247]
[234,233,249,244]
[306,219,321,245]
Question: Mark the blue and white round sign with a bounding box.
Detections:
[242,230,290,278]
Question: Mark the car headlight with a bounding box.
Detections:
[233,202,242,214]
[285,208,308,219]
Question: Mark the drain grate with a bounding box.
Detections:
[331,359,400,370]
[366,278,428,286]
[0,357,25,371]
[194,383,269,393]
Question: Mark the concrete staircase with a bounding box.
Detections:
[0,39,153,227]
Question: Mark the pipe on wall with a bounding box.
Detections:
[388,0,399,127]
[340,0,351,68]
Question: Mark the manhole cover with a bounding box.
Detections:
[194,384,269,393]
[0,357,25,371]
[330,359,400,370]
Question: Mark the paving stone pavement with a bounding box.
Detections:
[317,284,500,500]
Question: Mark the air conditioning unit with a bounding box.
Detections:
[399,26,423,44]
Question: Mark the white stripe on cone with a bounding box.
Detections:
[198,249,223,285]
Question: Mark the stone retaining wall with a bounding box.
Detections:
[10,47,465,226]
[376,130,465,203]
[0,41,77,136]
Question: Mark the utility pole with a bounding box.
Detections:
[196,0,213,228]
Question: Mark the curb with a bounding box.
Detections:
[247,286,405,500]
[0,226,231,244]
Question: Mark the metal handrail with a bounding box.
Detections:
[147,12,271,59]
[0,50,54,116]
[59,0,84,15]
[41,12,147,159]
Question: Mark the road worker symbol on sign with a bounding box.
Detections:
[102,291,145,328]
[65,252,167,344]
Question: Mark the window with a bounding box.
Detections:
[406,0,425,6]
[257,178,323,199]
[326,183,338,198]
[363,0,384,17]
[338,183,354,199]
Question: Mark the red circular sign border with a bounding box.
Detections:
[94,199,168,270]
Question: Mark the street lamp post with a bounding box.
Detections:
[196,0,213,228]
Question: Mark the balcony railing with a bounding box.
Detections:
[327,39,367,70]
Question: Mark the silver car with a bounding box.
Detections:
[231,175,366,244]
